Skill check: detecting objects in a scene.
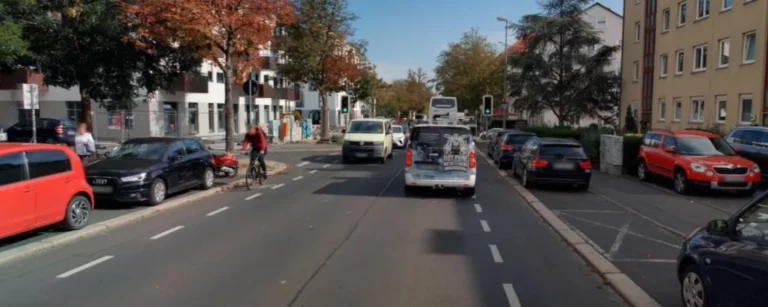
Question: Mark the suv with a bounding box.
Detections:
[404,124,476,197]
[511,137,592,190]
[637,130,760,195]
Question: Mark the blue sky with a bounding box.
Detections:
[348,0,622,82]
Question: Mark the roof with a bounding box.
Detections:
[503,130,536,136]
[584,2,622,19]
[413,124,471,130]
[539,137,581,145]
[351,118,389,123]
[0,143,74,151]
[123,137,190,143]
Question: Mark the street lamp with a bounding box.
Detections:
[497,16,510,129]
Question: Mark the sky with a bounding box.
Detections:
[348,0,623,82]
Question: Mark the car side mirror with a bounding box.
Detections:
[664,146,676,153]
[706,219,731,235]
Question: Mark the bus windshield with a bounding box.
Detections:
[429,97,458,121]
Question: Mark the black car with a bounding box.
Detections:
[486,129,515,158]
[6,118,77,145]
[492,131,535,169]
[511,137,592,191]
[726,126,768,187]
[86,137,215,205]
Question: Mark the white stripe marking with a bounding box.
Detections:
[296,162,309,167]
[322,164,330,168]
[309,170,317,174]
[206,207,230,216]
[502,284,523,307]
[474,204,483,213]
[489,245,503,263]
[471,194,477,199]
[292,176,303,181]
[245,193,262,200]
[609,219,631,257]
[150,226,184,240]
[56,256,114,278]
[480,220,491,232]
[271,183,285,190]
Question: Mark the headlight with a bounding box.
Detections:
[690,163,707,172]
[752,164,761,173]
[121,173,146,182]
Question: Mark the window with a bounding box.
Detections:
[217,104,225,130]
[208,104,214,133]
[741,94,754,123]
[696,0,710,19]
[678,2,687,25]
[691,98,705,122]
[166,142,186,161]
[659,99,667,120]
[26,150,71,179]
[633,61,639,81]
[216,72,225,84]
[634,22,641,42]
[660,54,668,77]
[718,39,730,67]
[735,201,768,241]
[66,101,82,123]
[183,139,203,154]
[743,32,757,64]
[596,16,606,28]
[716,96,727,123]
[673,100,682,121]
[642,133,663,147]
[188,103,198,135]
[722,0,732,10]
[0,153,26,186]
[662,9,670,32]
[675,50,685,74]
[662,136,676,149]
[693,45,707,71]
[207,71,213,82]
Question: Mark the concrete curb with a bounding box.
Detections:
[0,161,290,266]
[480,152,662,307]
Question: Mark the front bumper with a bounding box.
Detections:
[342,143,385,159]
[89,177,152,203]
[404,171,476,188]
[688,172,760,191]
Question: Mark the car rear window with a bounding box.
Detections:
[393,126,403,133]
[412,127,471,147]
[540,145,587,159]
[505,134,534,145]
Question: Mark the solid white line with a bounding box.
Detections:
[502,284,523,307]
[271,183,285,190]
[489,245,503,263]
[206,207,230,216]
[480,220,491,232]
[474,204,483,213]
[309,170,317,174]
[554,209,625,214]
[56,256,114,278]
[609,219,631,257]
[245,193,262,200]
[150,226,184,240]
[322,164,330,168]
[296,161,309,167]
[557,212,681,248]
[292,176,303,181]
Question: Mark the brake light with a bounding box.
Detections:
[579,160,592,169]
[55,125,64,135]
[469,152,476,168]
[502,144,514,151]
[405,149,413,167]
[532,158,548,168]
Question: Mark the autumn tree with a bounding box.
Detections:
[123,0,294,152]
[277,0,365,141]
[375,69,432,119]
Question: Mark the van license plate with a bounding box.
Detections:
[553,163,575,170]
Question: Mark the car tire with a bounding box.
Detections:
[674,170,690,195]
[387,149,393,159]
[60,195,91,230]
[148,178,167,206]
[576,183,590,192]
[510,161,517,177]
[637,161,649,181]
[680,264,709,307]
[741,187,758,198]
[199,167,215,190]
[342,155,350,164]
[522,170,535,189]
[404,185,417,196]
[461,187,476,197]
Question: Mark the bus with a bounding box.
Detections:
[429,96,458,123]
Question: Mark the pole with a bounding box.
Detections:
[247,71,253,125]
[30,85,37,143]
[502,20,509,129]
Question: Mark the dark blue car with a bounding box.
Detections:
[725,126,768,187]
[677,191,768,307]
[492,131,535,169]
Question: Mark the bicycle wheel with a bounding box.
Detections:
[256,164,264,185]
[245,167,254,190]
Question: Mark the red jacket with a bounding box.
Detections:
[242,129,267,152]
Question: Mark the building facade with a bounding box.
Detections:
[621,0,766,132]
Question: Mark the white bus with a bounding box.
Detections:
[429,96,458,123]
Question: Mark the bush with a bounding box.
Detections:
[622,134,644,175]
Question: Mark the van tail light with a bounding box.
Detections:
[55,125,64,135]
[405,149,413,167]
[532,158,548,168]
[469,152,476,169]
[579,160,592,169]
[502,144,514,151]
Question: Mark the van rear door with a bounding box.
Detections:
[410,126,473,178]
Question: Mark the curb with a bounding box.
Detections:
[0,161,290,266]
[479,152,662,307]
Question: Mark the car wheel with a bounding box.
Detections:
[680,264,709,307]
[342,155,350,164]
[148,178,167,206]
[199,167,214,190]
[522,170,535,189]
[60,195,91,230]
[510,161,517,177]
[637,161,649,181]
[674,170,690,195]
[404,185,417,196]
[576,183,590,192]
[461,187,476,197]
[387,150,393,159]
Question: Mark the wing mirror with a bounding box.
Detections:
[664,146,676,153]
[705,219,731,235]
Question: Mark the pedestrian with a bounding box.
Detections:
[241,124,268,180]
[75,123,96,164]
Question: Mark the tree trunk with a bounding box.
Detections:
[319,88,330,141]
[78,86,93,131]
[224,57,235,153]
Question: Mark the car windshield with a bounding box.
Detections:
[107,141,169,160]
[412,127,471,147]
[347,121,383,134]
[392,126,403,133]
[505,134,534,145]
[676,137,736,156]
[540,145,587,159]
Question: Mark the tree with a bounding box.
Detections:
[348,66,378,118]
[123,0,294,152]
[434,28,504,111]
[402,68,432,117]
[508,0,621,125]
[277,0,365,142]
[624,105,637,133]
[0,0,30,66]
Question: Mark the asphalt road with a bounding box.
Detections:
[0,148,626,307]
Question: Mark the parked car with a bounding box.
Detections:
[486,129,515,158]
[0,124,6,142]
[725,126,768,187]
[404,124,476,197]
[677,190,768,307]
[637,129,760,195]
[392,125,407,148]
[6,118,77,145]
[341,118,394,164]
[481,128,502,141]
[0,143,94,239]
[511,137,592,191]
[492,131,535,169]
[86,137,215,205]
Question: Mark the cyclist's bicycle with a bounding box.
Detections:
[244,152,266,190]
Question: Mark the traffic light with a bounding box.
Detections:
[482,95,493,116]
[341,96,349,114]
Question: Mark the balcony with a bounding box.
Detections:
[257,84,276,98]
[168,73,208,93]
[259,56,274,70]
[0,69,48,91]
[277,87,301,100]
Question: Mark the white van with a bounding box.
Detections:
[404,124,476,197]
[341,118,394,164]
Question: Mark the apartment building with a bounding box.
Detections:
[621,0,766,132]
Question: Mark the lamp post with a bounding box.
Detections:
[497,16,510,129]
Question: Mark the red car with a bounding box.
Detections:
[637,129,760,195]
[0,143,94,239]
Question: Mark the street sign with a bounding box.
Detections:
[242,79,259,96]
[18,84,39,109]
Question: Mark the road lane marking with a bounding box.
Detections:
[474,204,483,213]
[272,183,285,190]
[206,207,230,216]
[56,256,114,278]
[293,176,303,181]
[489,245,503,263]
[480,220,491,232]
[612,258,676,263]
[554,209,624,214]
[322,164,330,168]
[150,226,184,240]
[557,212,680,248]
[296,162,309,167]
[309,170,317,174]
[502,284,522,307]
[609,219,631,257]
[245,193,262,200]
[472,194,476,199]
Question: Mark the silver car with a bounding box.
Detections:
[404,124,476,197]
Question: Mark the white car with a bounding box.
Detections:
[404,124,476,197]
[392,125,407,148]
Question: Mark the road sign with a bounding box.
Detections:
[242,79,259,96]
[18,84,39,109]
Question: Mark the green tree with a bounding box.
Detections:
[434,28,504,111]
[508,0,621,125]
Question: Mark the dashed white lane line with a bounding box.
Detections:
[206,207,230,216]
[150,226,185,240]
[245,193,262,201]
[309,170,317,174]
[322,164,330,168]
[292,176,303,181]
[472,194,476,199]
[272,183,285,190]
[56,256,114,279]
[489,245,503,263]
[474,204,483,213]
[502,284,523,307]
[296,162,309,167]
[480,220,491,232]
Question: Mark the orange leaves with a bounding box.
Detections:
[323,48,364,89]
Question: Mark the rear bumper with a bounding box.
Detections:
[529,171,591,185]
[404,172,476,188]
[92,180,153,203]
[498,152,516,164]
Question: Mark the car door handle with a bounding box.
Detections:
[22,187,32,193]
[63,177,72,183]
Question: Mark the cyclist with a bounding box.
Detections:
[241,124,268,180]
